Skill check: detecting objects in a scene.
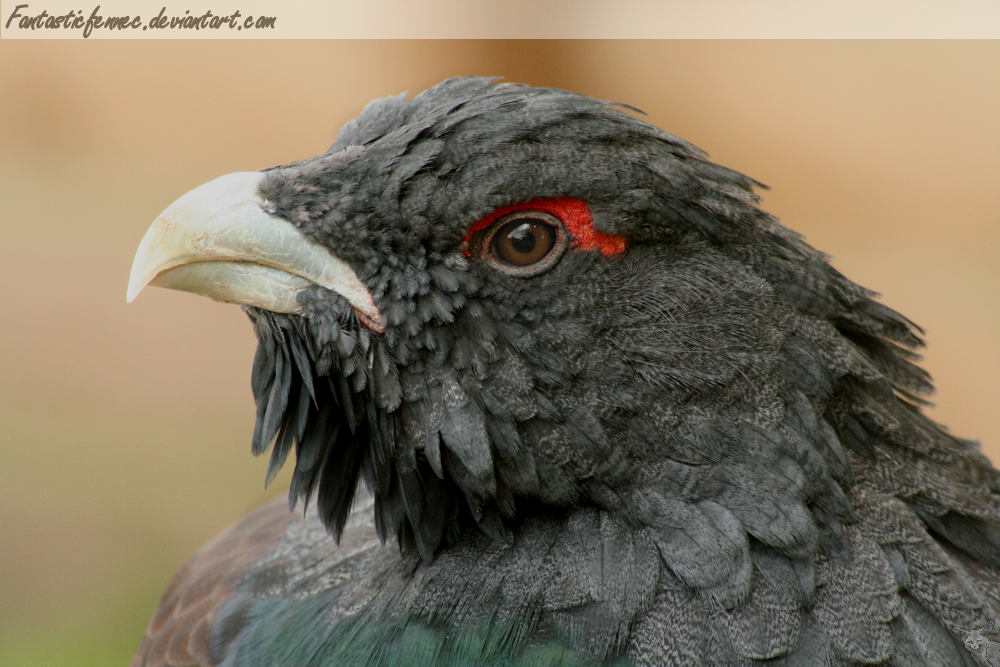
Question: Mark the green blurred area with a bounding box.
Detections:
[0,41,998,665]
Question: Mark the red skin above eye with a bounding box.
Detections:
[463,198,627,257]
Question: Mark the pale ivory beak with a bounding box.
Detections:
[127,171,384,332]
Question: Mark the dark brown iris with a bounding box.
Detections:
[492,218,557,267]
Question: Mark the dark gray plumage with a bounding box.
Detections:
[130,77,1000,667]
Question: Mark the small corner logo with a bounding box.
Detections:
[4,4,278,39]
[957,620,1000,666]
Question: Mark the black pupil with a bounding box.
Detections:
[508,223,536,253]
[491,215,558,268]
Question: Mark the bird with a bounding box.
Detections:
[126,77,1000,666]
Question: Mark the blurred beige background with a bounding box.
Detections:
[0,41,997,666]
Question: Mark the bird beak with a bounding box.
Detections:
[127,171,384,332]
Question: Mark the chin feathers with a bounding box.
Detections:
[245,291,470,560]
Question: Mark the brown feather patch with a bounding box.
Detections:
[130,499,294,667]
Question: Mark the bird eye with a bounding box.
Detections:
[483,210,567,276]
[495,220,554,265]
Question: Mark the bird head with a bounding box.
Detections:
[129,78,935,598]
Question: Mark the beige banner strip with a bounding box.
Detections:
[2,0,999,38]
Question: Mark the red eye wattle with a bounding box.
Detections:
[462,198,627,277]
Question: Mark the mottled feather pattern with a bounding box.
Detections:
[131,501,294,667]
[133,78,1000,666]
